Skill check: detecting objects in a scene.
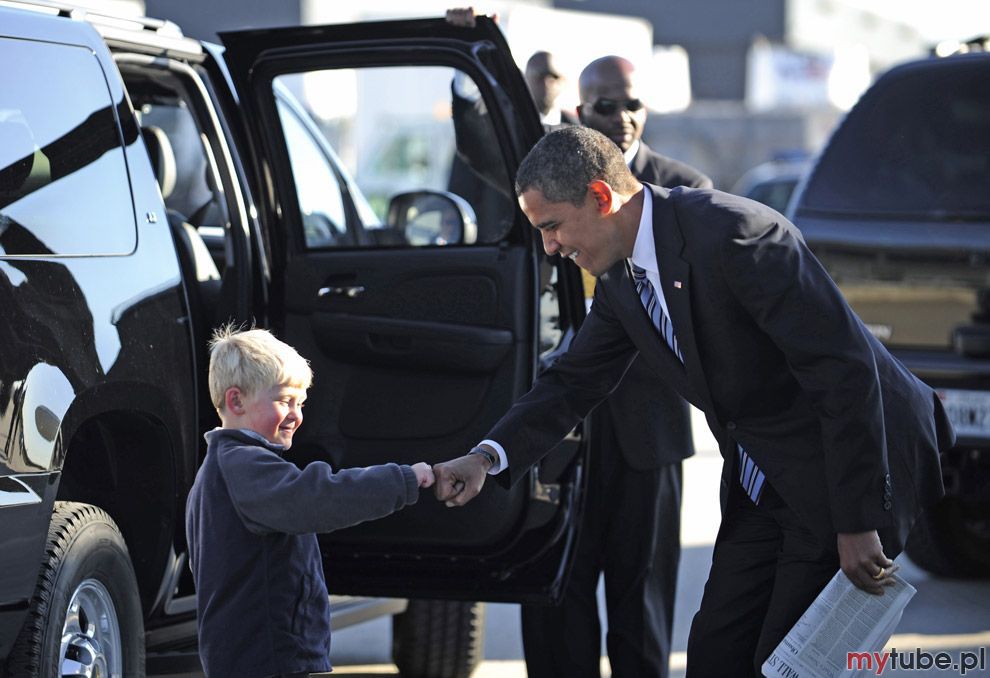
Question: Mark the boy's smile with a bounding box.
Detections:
[236,384,306,448]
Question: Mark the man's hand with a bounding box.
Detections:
[411,462,436,489]
[445,7,498,28]
[837,530,899,595]
[445,7,478,28]
[433,453,489,506]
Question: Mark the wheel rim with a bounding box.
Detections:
[59,579,122,678]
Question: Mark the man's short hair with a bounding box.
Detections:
[515,126,639,206]
[208,325,313,411]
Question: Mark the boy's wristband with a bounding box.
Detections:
[468,446,497,470]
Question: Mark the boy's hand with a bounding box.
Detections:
[411,462,435,489]
[433,454,488,506]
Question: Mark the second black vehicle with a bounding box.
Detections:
[788,50,990,578]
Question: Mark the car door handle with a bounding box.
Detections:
[318,285,365,298]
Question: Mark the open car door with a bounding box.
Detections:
[220,16,589,602]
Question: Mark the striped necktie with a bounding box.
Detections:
[630,262,683,361]
[630,261,766,504]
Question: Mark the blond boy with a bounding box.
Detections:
[186,327,433,678]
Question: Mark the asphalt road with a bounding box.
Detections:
[327,409,990,677]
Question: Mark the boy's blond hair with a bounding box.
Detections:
[208,325,313,411]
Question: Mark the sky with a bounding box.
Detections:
[846,0,990,41]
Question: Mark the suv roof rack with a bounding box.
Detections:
[2,0,203,57]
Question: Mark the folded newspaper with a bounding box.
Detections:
[762,570,916,678]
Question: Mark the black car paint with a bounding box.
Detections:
[788,52,990,576]
[0,3,587,663]
[0,7,198,648]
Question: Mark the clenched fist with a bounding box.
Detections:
[433,453,490,506]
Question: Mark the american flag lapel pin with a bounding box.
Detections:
[673,280,683,289]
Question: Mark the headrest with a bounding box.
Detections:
[141,125,177,200]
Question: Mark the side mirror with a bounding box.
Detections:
[386,190,478,246]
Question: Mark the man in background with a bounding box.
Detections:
[523,50,577,128]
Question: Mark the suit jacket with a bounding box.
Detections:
[491,184,952,553]
[631,142,713,191]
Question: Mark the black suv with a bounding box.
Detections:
[0,4,589,676]
[788,51,990,578]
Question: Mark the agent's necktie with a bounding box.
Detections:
[630,261,766,504]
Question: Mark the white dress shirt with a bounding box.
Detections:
[629,188,674,323]
[623,140,640,166]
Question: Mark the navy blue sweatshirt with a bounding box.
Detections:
[185,428,419,677]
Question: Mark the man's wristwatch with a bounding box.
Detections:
[468,446,497,470]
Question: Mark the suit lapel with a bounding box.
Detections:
[600,256,694,403]
[650,185,718,415]
[630,141,650,179]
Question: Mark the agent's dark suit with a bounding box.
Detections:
[521,146,711,678]
[491,185,951,676]
[630,141,710,194]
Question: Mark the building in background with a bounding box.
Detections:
[136,0,949,188]
[554,0,927,101]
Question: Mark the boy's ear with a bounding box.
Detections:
[225,386,245,415]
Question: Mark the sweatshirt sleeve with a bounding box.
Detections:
[216,444,420,535]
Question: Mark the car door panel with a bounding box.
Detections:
[312,315,513,374]
[285,246,531,450]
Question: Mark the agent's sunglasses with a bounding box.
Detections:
[588,98,644,116]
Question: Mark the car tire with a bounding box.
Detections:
[392,599,485,678]
[905,498,990,578]
[4,502,145,677]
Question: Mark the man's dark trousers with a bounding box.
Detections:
[686,476,839,677]
[521,411,682,677]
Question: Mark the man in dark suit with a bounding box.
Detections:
[520,55,711,678]
[434,126,952,677]
[577,56,708,191]
[446,47,576,243]
[524,50,578,128]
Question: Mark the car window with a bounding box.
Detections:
[0,37,136,257]
[275,95,351,248]
[800,57,990,217]
[747,178,799,214]
[273,66,514,249]
[138,97,229,233]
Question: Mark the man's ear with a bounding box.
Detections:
[225,386,245,415]
[587,180,613,214]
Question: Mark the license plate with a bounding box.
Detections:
[936,389,990,440]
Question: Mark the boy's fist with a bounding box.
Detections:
[411,462,435,488]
